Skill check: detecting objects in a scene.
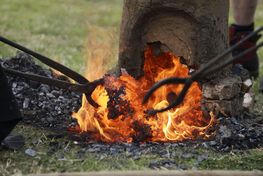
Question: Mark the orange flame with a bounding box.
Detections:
[73,47,215,142]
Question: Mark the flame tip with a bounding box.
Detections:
[73,47,216,143]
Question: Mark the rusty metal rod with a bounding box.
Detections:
[0,36,88,84]
[2,66,88,93]
[142,27,263,114]
[143,42,263,115]
[203,41,263,76]
[0,36,103,108]
[2,65,103,108]
[190,26,263,81]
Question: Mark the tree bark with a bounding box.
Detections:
[119,0,230,78]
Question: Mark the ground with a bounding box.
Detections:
[0,0,263,175]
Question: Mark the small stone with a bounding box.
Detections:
[237,134,245,139]
[242,79,253,92]
[23,98,30,109]
[46,93,55,99]
[202,76,241,100]
[39,84,50,93]
[12,82,17,88]
[197,154,208,162]
[51,90,60,98]
[243,92,254,109]
[189,68,196,75]
[47,117,54,123]
[218,125,232,144]
[209,141,216,146]
[25,148,36,157]
[219,125,232,138]
[87,148,101,153]
[132,155,140,160]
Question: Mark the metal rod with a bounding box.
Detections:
[151,43,263,114]
[2,65,102,108]
[2,66,87,93]
[142,26,263,114]
[142,77,186,104]
[0,36,88,83]
[190,26,263,81]
[203,41,263,76]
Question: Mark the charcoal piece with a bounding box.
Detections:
[1,134,25,150]
[106,86,134,120]
[28,80,40,89]
[38,84,50,93]
[218,125,232,144]
[23,98,30,109]
[0,52,81,129]
[149,159,177,169]
[179,56,187,65]
[231,64,250,81]
[132,121,152,142]
[166,91,177,105]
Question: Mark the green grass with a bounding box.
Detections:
[0,0,122,74]
[0,0,263,175]
[200,149,263,170]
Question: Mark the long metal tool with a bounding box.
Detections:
[142,26,263,115]
[0,36,103,108]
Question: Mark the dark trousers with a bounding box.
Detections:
[0,64,22,142]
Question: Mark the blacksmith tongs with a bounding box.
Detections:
[0,36,103,108]
[143,26,263,115]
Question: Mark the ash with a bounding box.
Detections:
[0,52,81,129]
[1,52,263,154]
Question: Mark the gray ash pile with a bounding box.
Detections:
[0,52,81,129]
[1,52,263,151]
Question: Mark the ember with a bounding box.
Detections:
[73,47,216,142]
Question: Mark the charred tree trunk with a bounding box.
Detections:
[118,0,245,117]
[119,0,230,78]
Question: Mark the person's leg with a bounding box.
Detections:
[230,0,260,78]
[232,0,257,26]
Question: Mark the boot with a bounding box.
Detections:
[229,24,261,79]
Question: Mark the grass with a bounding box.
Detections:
[0,0,263,175]
[0,0,122,74]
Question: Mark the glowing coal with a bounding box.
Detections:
[73,47,216,143]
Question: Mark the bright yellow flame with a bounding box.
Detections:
[72,47,216,142]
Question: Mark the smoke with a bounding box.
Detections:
[85,26,119,80]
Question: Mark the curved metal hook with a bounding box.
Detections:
[84,78,104,108]
[142,77,187,104]
[142,77,191,115]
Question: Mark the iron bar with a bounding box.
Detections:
[143,27,263,114]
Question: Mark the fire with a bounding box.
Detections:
[72,47,216,142]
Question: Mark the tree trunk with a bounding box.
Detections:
[119,0,230,78]
[118,0,245,117]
